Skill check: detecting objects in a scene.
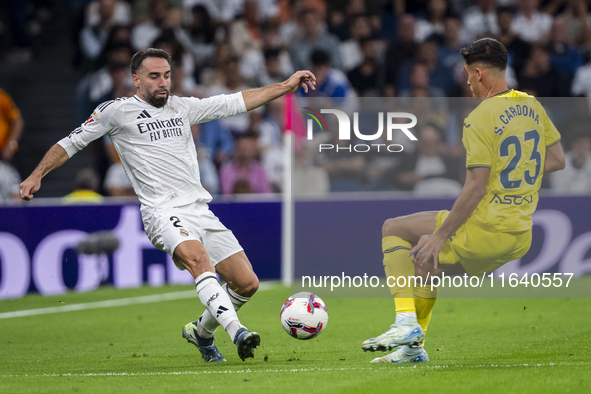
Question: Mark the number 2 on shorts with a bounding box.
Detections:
[170,216,182,228]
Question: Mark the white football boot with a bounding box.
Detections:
[370,345,429,363]
[362,315,424,352]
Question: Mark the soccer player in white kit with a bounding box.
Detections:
[19,48,316,362]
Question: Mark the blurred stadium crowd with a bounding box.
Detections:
[1,0,591,202]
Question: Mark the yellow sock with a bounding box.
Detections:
[413,285,438,343]
[382,236,415,313]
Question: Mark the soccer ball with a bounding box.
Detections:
[280,292,328,340]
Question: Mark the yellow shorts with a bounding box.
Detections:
[436,210,532,277]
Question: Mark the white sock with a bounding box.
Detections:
[197,282,251,338]
[226,320,242,341]
[196,316,215,339]
[396,312,417,323]
[194,272,240,339]
[224,283,252,311]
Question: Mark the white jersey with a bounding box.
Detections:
[58,93,246,208]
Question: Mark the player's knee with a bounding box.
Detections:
[233,274,259,297]
[242,275,259,297]
[180,251,211,273]
[382,218,403,238]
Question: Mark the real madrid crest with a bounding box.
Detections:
[180,228,189,237]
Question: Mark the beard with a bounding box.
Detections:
[144,89,169,108]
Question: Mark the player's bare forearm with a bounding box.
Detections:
[242,70,316,111]
[242,83,291,111]
[544,141,565,174]
[20,144,69,200]
[31,144,69,178]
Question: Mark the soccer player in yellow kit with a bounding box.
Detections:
[362,38,566,363]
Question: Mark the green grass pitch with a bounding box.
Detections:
[1,282,590,394]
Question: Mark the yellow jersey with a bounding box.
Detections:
[462,89,561,232]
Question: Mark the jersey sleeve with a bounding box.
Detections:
[541,106,561,147]
[57,102,116,158]
[183,92,247,125]
[462,115,493,168]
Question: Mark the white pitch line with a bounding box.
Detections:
[1,362,589,378]
[0,282,279,320]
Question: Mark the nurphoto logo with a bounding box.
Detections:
[304,108,418,153]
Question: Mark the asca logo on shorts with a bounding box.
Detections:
[180,229,189,237]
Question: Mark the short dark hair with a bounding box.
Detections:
[310,49,330,67]
[130,48,171,75]
[263,47,281,60]
[460,38,508,70]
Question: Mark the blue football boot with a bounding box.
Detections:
[182,321,226,362]
[233,327,261,361]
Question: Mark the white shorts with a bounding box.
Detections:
[141,202,243,267]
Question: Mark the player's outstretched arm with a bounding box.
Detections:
[409,167,489,267]
[544,141,565,174]
[241,70,316,111]
[20,144,69,201]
